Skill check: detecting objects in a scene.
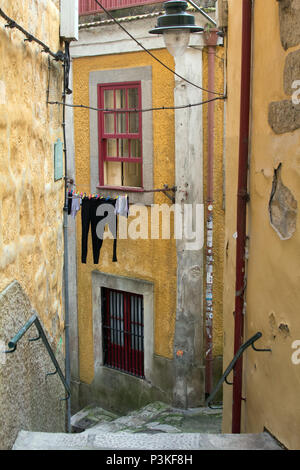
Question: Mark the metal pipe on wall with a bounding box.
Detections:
[231,0,252,434]
[62,41,72,433]
[203,28,219,397]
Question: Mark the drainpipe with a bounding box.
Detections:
[232,0,252,434]
[62,41,71,433]
[203,28,219,397]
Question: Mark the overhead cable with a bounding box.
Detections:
[47,95,226,113]
[92,0,224,97]
[186,0,217,27]
[0,7,64,62]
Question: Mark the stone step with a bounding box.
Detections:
[12,430,282,450]
[70,402,223,434]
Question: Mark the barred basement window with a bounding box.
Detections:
[102,287,144,378]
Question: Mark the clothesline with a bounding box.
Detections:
[67,189,129,220]
[67,189,129,265]
[67,189,125,200]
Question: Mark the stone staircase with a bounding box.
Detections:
[12,402,283,450]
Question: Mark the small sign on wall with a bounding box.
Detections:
[54,138,64,181]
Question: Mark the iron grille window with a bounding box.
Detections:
[102,287,144,378]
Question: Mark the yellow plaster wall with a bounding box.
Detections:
[202,45,225,359]
[73,50,178,384]
[0,0,65,343]
[223,0,300,449]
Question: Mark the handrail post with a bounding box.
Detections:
[34,318,71,400]
[205,332,271,409]
[4,313,71,402]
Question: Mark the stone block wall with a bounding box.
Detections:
[0,0,65,340]
[0,1,66,448]
[0,282,66,450]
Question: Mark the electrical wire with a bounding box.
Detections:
[47,95,226,113]
[0,7,64,61]
[186,0,216,27]
[92,0,224,96]
[62,40,72,433]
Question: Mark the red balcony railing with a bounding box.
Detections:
[79,0,163,15]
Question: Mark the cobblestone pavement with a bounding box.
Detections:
[71,401,223,435]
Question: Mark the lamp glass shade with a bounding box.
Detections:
[163,29,190,57]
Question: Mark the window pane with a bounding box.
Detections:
[130,139,141,158]
[128,88,139,109]
[115,89,126,109]
[104,89,114,109]
[123,162,142,187]
[129,112,139,133]
[117,113,126,133]
[119,139,129,157]
[110,291,124,346]
[104,113,115,134]
[107,139,117,157]
[130,295,143,351]
[104,161,122,186]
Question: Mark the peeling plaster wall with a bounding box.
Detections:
[223,0,300,449]
[0,0,66,445]
[173,49,205,408]
[269,163,297,240]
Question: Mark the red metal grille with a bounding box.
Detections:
[79,0,163,15]
[102,288,144,378]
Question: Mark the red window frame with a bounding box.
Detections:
[102,287,144,378]
[97,82,143,190]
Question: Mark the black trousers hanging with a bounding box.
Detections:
[81,198,117,264]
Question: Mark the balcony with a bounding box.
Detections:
[79,0,164,15]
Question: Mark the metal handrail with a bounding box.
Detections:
[4,314,70,401]
[205,331,271,409]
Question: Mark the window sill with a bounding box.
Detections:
[96,185,153,205]
[97,185,144,193]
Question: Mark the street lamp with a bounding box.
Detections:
[149,0,203,57]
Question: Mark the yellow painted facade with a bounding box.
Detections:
[73,40,225,389]
[0,0,65,341]
[223,0,300,449]
[73,50,177,384]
